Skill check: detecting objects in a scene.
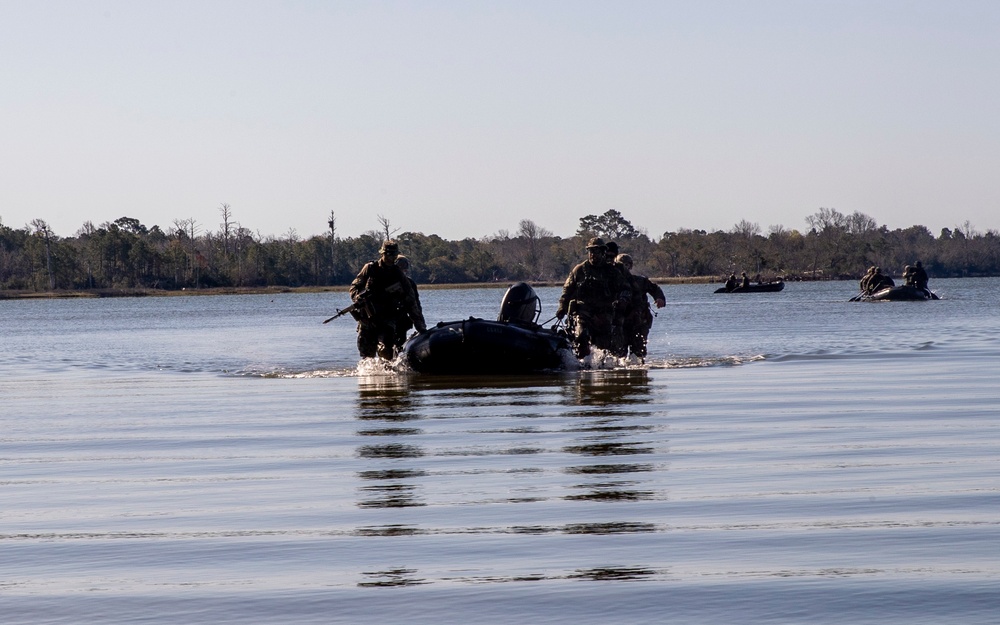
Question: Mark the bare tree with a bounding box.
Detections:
[31,218,55,290]
[846,211,878,235]
[731,220,763,275]
[732,220,761,238]
[172,218,201,287]
[327,211,337,240]
[328,210,337,281]
[806,207,848,232]
[219,203,233,256]
[518,219,552,279]
[377,214,400,241]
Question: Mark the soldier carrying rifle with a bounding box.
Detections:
[347,240,426,360]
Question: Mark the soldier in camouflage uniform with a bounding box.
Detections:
[392,255,423,353]
[615,253,666,360]
[555,237,630,357]
[349,240,426,360]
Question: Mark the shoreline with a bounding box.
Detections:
[0,275,811,300]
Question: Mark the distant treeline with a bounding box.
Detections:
[2,207,998,292]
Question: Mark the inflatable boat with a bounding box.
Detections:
[714,281,785,293]
[855,285,939,301]
[403,283,574,374]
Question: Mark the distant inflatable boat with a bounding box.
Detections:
[714,281,785,293]
[402,283,573,374]
[855,285,939,301]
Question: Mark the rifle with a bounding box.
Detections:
[322,282,403,324]
[322,289,373,324]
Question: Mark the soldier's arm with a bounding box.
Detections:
[349,264,371,300]
[555,270,578,318]
[399,276,426,332]
[645,278,666,308]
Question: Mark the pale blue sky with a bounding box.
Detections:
[3,0,998,240]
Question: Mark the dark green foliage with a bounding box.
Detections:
[1,210,999,292]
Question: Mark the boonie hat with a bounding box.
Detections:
[586,237,607,250]
[380,240,399,254]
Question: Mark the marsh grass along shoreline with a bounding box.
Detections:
[0,277,722,300]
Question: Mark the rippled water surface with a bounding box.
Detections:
[2,279,998,624]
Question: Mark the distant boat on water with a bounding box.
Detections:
[714,281,785,294]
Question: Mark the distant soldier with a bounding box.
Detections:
[913,261,929,292]
[349,240,426,360]
[725,272,738,292]
[868,266,895,293]
[859,266,876,294]
[616,254,666,360]
[555,237,630,357]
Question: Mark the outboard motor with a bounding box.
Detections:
[497,282,541,324]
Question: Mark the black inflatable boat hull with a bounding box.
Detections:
[403,317,572,374]
[863,285,939,301]
[715,282,785,293]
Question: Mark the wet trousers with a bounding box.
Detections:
[357,319,400,360]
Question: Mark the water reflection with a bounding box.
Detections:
[569,566,660,581]
[358,568,428,587]
[562,369,663,503]
[571,369,652,407]
[355,376,426,510]
[563,522,658,534]
[355,525,425,537]
[564,441,655,456]
[352,368,668,585]
[357,443,424,459]
[357,483,426,508]
[402,372,577,393]
[357,469,426,480]
[358,368,651,400]
[565,463,655,475]
[353,522,666,537]
[356,375,422,422]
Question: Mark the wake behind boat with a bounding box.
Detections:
[403,283,574,374]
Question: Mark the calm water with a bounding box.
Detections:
[2,279,998,624]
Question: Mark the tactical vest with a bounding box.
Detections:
[354,261,408,316]
[574,262,620,311]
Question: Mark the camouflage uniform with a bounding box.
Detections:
[913,261,929,291]
[350,241,426,359]
[867,267,894,293]
[556,238,630,357]
[617,254,666,359]
[859,266,876,294]
[392,255,423,352]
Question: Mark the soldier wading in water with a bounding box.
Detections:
[615,253,666,361]
[555,237,631,358]
[349,240,426,360]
